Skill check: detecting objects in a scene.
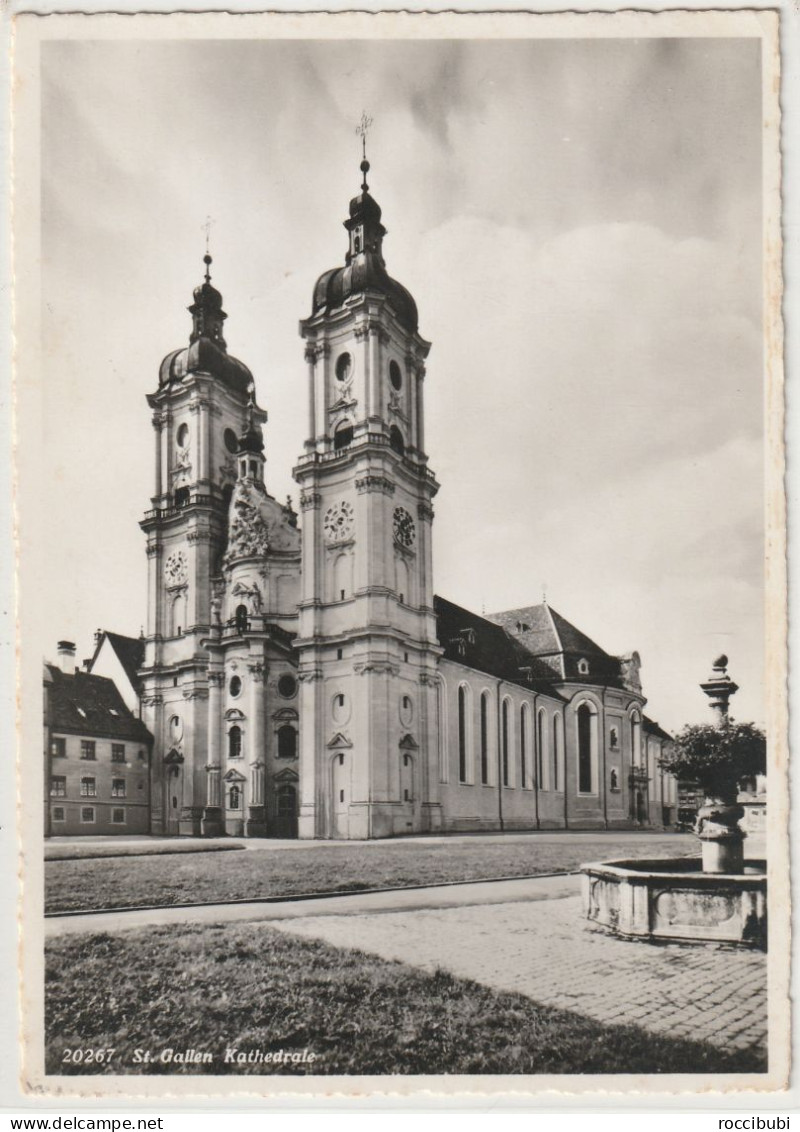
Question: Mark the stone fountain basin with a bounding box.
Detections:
[581,858,766,949]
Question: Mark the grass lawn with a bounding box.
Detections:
[45,835,696,913]
[45,922,763,1076]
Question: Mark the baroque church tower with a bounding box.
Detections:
[140,256,301,836]
[293,152,443,839]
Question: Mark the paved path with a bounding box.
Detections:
[45,873,579,935]
[45,870,766,1056]
[268,893,767,1055]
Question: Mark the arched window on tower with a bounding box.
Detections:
[389,425,405,456]
[334,421,353,451]
[277,725,297,760]
[228,726,242,760]
[235,605,249,634]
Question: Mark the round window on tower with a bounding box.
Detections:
[229,675,242,699]
[389,360,402,391]
[224,428,238,454]
[176,423,190,449]
[335,352,352,383]
[278,674,297,699]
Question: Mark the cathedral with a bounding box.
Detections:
[138,153,678,840]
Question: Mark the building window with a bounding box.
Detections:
[175,486,190,508]
[80,807,95,824]
[138,749,146,761]
[80,777,96,797]
[228,726,242,759]
[334,422,353,451]
[520,705,527,788]
[277,725,297,760]
[537,710,546,789]
[52,807,65,822]
[480,693,489,785]
[631,713,642,768]
[335,351,352,382]
[389,425,405,456]
[50,737,66,758]
[458,685,468,784]
[552,715,561,792]
[229,675,242,698]
[229,784,241,810]
[235,606,249,635]
[577,703,595,794]
[111,743,125,763]
[50,775,66,797]
[80,741,96,761]
[278,674,297,698]
[111,808,126,824]
[111,778,126,798]
[389,360,403,391]
[577,658,590,676]
[502,699,510,787]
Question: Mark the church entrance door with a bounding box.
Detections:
[331,752,350,839]
[274,784,298,839]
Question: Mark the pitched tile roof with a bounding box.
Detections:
[434,596,566,698]
[44,664,152,743]
[485,603,625,686]
[89,631,145,694]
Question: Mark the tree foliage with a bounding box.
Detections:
[658,721,766,795]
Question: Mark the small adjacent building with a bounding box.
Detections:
[44,641,154,836]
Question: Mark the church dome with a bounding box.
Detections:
[158,338,253,395]
[158,254,252,395]
[310,163,419,335]
[311,257,418,334]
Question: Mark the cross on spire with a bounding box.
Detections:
[202,215,215,281]
[355,112,373,191]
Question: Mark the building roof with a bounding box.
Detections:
[90,631,145,695]
[485,603,625,686]
[644,715,673,742]
[44,664,152,743]
[434,595,566,698]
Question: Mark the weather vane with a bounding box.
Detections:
[355,112,373,191]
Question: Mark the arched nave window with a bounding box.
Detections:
[520,704,528,789]
[537,709,547,790]
[501,698,510,787]
[552,714,562,792]
[480,692,490,785]
[630,712,642,768]
[458,685,468,784]
[577,702,598,794]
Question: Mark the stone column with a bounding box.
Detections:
[152,413,163,498]
[245,662,267,836]
[305,344,317,443]
[697,655,744,873]
[202,671,224,836]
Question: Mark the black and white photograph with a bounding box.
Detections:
[11,8,788,1098]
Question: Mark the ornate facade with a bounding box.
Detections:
[139,163,677,839]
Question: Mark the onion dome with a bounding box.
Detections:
[159,254,253,395]
[310,157,419,334]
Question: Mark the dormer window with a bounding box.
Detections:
[577,658,590,676]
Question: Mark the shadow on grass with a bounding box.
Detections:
[45,921,765,1077]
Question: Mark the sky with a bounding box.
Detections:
[39,34,765,732]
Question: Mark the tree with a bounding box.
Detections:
[658,721,766,798]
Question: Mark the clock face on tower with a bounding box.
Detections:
[393,507,416,548]
[323,501,355,544]
[164,549,188,586]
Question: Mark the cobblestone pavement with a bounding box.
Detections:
[269,893,767,1054]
